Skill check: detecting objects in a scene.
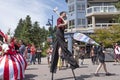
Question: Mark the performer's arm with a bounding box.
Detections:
[57,18,67,28]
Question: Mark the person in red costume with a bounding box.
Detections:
[0,31,27,80]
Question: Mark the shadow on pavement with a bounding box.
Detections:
[113,63,120,66]
[39,63,49,65]
[80,64,89,66]
[58,64,89,70]
[24,74,38,80]
[76,75,92,80]
[79,65,88,68]
[91,73,117,77]
[26,68,38,70]
[55,74,91,80]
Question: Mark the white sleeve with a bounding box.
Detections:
[118,47,120,54]
[2,44,9,52]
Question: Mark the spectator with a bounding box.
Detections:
[90,45,96,64]
[114,43,120,63]
[73,43,80,65]
[94,42,111,76]
[36,47,42,64]
[30,43,36,65]
[19,40,26,55]
[26,44,31,63]
[14,38,19,53]
[79,47,85,65]
[57,47,62,70]
[47,45,53,66]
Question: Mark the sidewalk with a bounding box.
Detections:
[25,57,120,80]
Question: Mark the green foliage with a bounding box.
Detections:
[41,51,47,57]
[115,1,120,9]
[114,1,120,23]
[14,15,58,57]
[14,15,51,51]
[90,25,120,47]
[14,18,24,39]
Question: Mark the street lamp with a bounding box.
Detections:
[46,15,53,27]
[46,15,54,44]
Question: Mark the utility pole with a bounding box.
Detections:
[46,15,54,44]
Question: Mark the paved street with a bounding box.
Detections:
[25,57,120,80]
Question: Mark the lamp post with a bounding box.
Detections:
[46,15,54,44]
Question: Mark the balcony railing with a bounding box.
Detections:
[65,27,94,33]
[87,6,118,14]
[88,23,119,28]
[65,23,119,33]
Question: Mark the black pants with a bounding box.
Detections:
[91,56,96,64]
[50,29,79,73]
[37,53,41,64]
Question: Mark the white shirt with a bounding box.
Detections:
[114,46,120,54]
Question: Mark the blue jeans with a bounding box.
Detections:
[27,53,31,62]
[30,54,36,64]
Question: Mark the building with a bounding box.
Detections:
[65,0,120,33]
[65,0,120,52]
[66,0,88,33]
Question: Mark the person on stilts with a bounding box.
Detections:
[50,11,79,80]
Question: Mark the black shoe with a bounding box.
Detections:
[94,73,99,76]
[38,62,41,64]
[81,62,83,65]
[106,73,111,76]
[66,65,68,68]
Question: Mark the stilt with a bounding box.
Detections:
[51,73,54,80]
[71,69,77,80]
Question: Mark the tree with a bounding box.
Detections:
[14,18,24,39]
[114,1,120,23]
[30,21,41,47]
[14,15,50,44]
[14,15,33,44]
[22,15,32,44]
[115,1,120,9]
[90,25,120,47]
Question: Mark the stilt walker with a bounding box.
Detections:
[50,11,79,80]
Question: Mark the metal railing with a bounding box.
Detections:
[87,6,118,14]
[88,23,119,27]
[65,23,119,33]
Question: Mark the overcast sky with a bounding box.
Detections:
[0,0,67,34]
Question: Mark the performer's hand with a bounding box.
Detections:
[64,20,68,25]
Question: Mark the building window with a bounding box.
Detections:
[82,4,85,10]
[94,7,100,12]
[77,0,84,1]
[69,19,75,27]
[77,4,85,11]
[108,7,115,12]
[69,5,74,12]
[77,18,85,25]
[68,0,74,3]
[82,19,85,25]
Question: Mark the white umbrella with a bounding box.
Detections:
[73,33,99,45]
